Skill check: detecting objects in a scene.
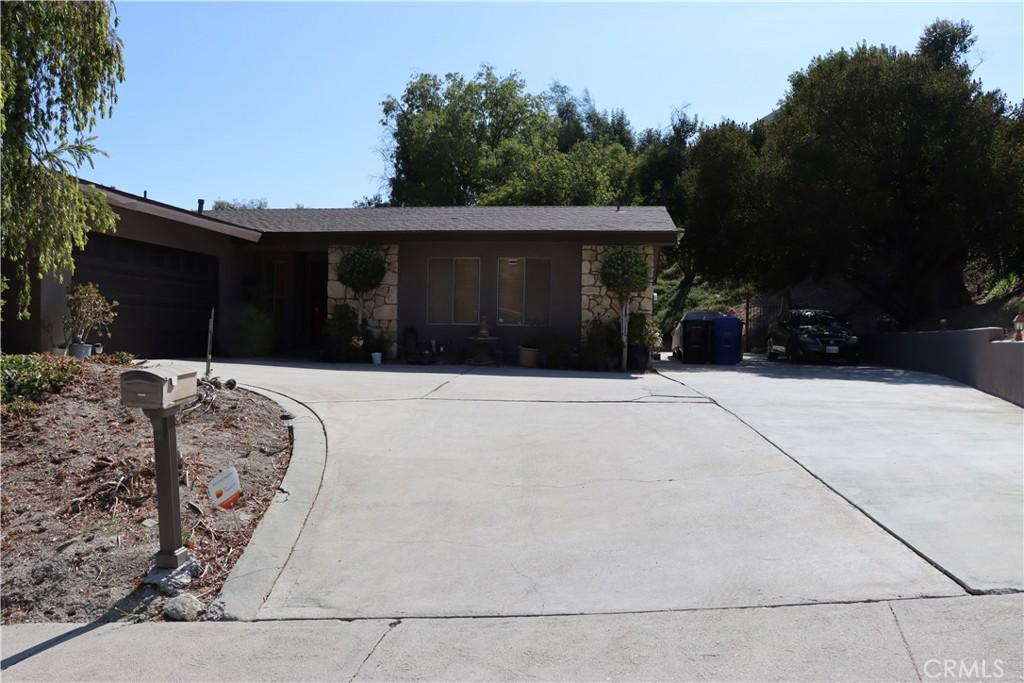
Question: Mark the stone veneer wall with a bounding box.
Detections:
[580,244,656,341]
[327,244,399,339]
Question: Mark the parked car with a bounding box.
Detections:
[766,309,860,363]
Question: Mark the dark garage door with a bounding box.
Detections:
[73,234,217,358]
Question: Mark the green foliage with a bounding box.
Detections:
[335,247,386,295]
[1,1,124,317]
[221,305,276,357]
[380,67,651,208]
[320,304,386,362]
[211,198,268,210]
[599,247,650,300]
[64,282,117,344]
[627,313,663,350]
[1,354,81,405]
[90,350,134,366]
[580,320,622,371]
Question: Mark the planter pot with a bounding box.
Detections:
[627,345,650,372]
[92,343,104,355]
[370,352,382,365]
[68,342,93,359]
[519,346,541,368]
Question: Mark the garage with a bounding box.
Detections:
[72,233,218,358]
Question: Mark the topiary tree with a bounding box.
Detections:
[335,246,386,329]
[598,247,651,372]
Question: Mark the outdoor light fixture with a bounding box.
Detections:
[1013,311,1024,342]
[120,365,198,568]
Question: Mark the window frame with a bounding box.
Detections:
[426,256,481,326]
[495,256,552,327]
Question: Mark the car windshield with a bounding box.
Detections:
[796,312,839,327]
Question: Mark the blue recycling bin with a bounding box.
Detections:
[711,316,743,365]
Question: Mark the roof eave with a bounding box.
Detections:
[85,183,262,243]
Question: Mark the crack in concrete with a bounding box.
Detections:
[888,602,923,682]
[255,591,1014,623]
[349,619,401,683]
[510,561,545,610]
[444,475,680,489]
[652,368,1002,597]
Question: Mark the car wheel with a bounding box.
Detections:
[767,337,778,360]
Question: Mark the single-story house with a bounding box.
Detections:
[3,183,678,360]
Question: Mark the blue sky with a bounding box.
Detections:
[88,2,1023,209]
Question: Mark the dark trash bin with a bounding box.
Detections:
[711,316,743,365]
[679,310,723,363]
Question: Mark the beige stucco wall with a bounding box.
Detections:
[327,244,399,339]
[580,244,656,341]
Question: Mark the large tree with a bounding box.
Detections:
[380,66,551,206]
[1,1,125,318]
[759,19,1019,320]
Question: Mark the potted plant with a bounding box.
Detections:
[598,247,651,372]
[63,283,118,359]
[627,314,662,372]
[335,246,386,349]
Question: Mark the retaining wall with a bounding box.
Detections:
[865,327,1023,407]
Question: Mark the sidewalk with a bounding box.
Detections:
[2,594,1020,681]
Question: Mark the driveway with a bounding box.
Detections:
[657,358,1024,593]
[5,358,1022,681]
[179,359,993,619]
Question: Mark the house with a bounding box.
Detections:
[3,184,678,360]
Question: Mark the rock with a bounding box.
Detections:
[163,593,204,621]
[141,518,158,528]
[143,558,203,596]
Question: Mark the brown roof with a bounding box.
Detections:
[205,205,677,236]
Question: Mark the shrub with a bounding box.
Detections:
[581,319,623,371]
[1,354,81,405]
[221,305,276,357]
[320,303,388,362]
[627,313,663,351]
[90,350,135,366]
[64,283,118,345]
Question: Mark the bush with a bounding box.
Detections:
[1,354,81,405]
[627,313,663,350]
[64,283,118,344]
[90,351,135,366]
[221,305,276,357]
[320,304,388,362]
[581,319,622,371]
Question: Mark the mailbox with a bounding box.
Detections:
[120,365,198,410]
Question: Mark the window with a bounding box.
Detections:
[497,257,551,326]
[427,258,480,324]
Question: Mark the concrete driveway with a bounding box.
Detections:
[657,358,1024,594]
[175,358,995,619]
[5,358,1022,681]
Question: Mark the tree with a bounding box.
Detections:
[1,1,124,318]
[758,19,1016,320]
[212,198,268,210]
[335,246,386,329]
[598,247,651,372]
[381,66,551,206]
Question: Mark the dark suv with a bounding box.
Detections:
[767,309,860,363]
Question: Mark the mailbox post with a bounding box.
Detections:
[120,365,198,569]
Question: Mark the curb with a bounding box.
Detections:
[209,385,327,621]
